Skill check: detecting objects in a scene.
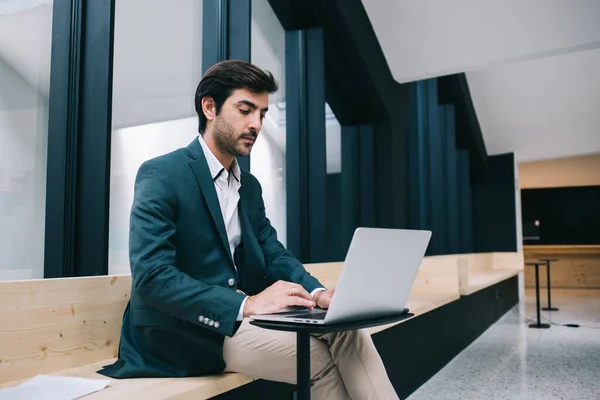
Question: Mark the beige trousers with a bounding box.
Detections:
[223,319,399,400]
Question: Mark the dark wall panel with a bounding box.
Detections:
[522,186,600,245]
[458,150,474,253]
[443,105,460,254]
[408,81,431,233]
[472,153,518,252]
[427,81,446,255]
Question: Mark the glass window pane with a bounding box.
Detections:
[250,0,287,246]
[0,1,53,280]
[326,103,341,174]
[109,0,203,274]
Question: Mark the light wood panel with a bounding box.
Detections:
[518,153,600,189]
[457,252,523,295]
[524,246,600,289]
[0,275,131,383]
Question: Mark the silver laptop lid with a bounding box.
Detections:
[324,227,431,324]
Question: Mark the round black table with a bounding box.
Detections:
[250,312,413,400]
[538,258,559,311]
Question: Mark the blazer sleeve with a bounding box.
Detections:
[254,180,324,293]
[129,161,245,337]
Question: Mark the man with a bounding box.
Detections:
[99,60,398,399]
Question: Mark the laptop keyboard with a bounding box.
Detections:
[284,311,327,320]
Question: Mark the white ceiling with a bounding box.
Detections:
[361,0,600,162]
[467,48,600,162]
[3,1,600,163]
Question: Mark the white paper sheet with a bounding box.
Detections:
[0,374,110,400]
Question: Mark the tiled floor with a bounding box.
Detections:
[407,288,600,400]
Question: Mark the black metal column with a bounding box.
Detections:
[203,0,252,171]
[286,28,327,263]
[45,0,115,278]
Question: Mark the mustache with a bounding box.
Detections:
[240,131,257,139]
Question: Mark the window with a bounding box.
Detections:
[0,1,53,280]
[108,0,203,274]
[250,0,287,245]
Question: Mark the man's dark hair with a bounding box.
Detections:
[194,60,279,134]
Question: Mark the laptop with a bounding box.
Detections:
[250,227,431,325]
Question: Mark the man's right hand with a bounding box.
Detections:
[243,281,316,317]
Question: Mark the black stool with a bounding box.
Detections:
[526,262,550,329]
[538,258,559,311]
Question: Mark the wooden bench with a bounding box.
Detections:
[0,257,461,398]
[457,252,524,295]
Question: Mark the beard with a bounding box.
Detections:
[212,115,256,157]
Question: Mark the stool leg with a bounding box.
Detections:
[542,261,559,311]
[530,263,550,329]
[297,332,311,400]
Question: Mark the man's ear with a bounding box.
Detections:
[202,97,216,121]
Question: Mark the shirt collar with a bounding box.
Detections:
[197,135,240,183]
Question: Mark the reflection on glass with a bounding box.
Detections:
[0,1,53,280]
[326,103,341,174]
[250,0,287,246]
[109,0,203,274]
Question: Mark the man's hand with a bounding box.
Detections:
[313,287,335,309]
[243,281,316,317]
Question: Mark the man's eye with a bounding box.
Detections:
[240,109,251,115]
[260,114,266,120]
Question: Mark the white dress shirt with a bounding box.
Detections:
[198,135,325,321]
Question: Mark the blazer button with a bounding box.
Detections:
[198,315,204,323]
[214,321,220,328]
[208,319,215,327]
[228,278,236,287]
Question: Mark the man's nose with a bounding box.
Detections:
[247,113,262,132]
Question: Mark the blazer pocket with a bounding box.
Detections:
[132,307,181,327]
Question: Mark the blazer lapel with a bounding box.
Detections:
[187,140,233,266]
[238,186,260,256]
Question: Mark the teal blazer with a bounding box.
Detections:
[99,139,323,378]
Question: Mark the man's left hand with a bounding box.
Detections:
[313,287,335,309]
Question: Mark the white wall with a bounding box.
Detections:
[361,0,600,83]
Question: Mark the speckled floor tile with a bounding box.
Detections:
[407,289,600,400]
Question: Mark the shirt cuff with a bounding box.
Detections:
[310,287,327,298]
[237,296,248,321]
